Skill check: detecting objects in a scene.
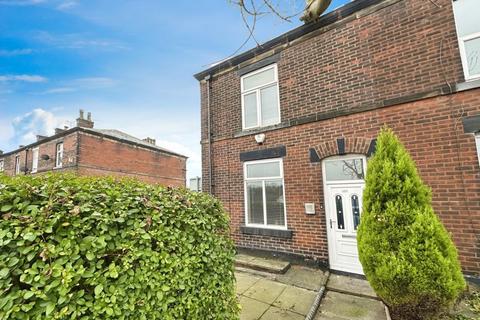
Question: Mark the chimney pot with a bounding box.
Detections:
[142,137,156,146]
[76,110,94,128]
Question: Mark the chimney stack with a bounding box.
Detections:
[36,135,48,141]
[142,137,156,146]
[76,109,94,128]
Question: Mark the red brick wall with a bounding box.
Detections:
[201,0,463,143]
[198,0,480,275]
[0,133,78,176]
[209,88,480,275]
[77,132,186,186]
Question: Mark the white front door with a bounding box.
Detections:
[323,156,366,275]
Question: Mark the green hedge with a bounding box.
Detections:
[0,174,239,320]
[357,128,465,320]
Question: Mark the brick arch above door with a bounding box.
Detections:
[309,137,377,163]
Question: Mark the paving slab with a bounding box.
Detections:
[261,306,305,320]
[315,291,386,320]
[275,265,328,291]
[236,255,291,274]
[273,285,317,316]
[236,272,262,295]
[326,274,377,299]
[243,278,288,304]
[239,296,270,320]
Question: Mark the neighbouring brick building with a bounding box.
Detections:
[195,0,480,277]
[0,110,187,186]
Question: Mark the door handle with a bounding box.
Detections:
[329,219,336,229]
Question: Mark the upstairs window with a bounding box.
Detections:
[0,160,3,172]
[55,143,63,168]
[31,147,39,173]
[453,0,480,81]
[14,155,20,175]
[241,64,280,130]
[244,159,286,229]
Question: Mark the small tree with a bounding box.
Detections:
[357,127,466,320]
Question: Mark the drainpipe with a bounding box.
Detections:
[24,148,29,175]
[205,74,213,194]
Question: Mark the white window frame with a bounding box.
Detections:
[476,134,480,167]
[243,158,287,230]
[31,147,39,173]
[0,159,4,172]
[458,32,480,81]
[241,64,281,130]
[14,155,20,175]
[55,143,63,168]
[322,155,367,185]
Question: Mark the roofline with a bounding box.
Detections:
[194,0,384,81]
[0,127,188,159]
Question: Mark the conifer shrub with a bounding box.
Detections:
[0,174,239,320]
[357,127,466,320]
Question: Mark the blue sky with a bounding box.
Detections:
[0,0,349,180]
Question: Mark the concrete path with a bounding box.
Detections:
[236,265,327,320]
[315,274,387,320]
[235,253,387,320]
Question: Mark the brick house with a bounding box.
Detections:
[195,0,480,277]
[0,110,187,186]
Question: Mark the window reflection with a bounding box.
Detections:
[335,195,345,230]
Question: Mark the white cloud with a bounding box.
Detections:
[0,0,45,5]
[0,49,33,56]
[57,0,76,10]
[73,77,117,88]
[36,77,116,95]
[0,119,14,151]
[0,74,47,83]
[40,87,76,94]
[12,108,69,145]
[35,31,128,50]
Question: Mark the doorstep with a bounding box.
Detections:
[236,253,291,274]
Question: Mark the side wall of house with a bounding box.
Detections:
[77,132,186,186]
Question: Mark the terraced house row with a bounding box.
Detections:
[0,110,187,186]
[195,0,480,277]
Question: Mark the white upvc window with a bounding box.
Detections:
[31,147,39,173]
[14,155,20,175]
[453,0,480,81]
[476,134,480,167]
[244,159,287,229]
[55,143,63,168]
[0,160,4,172]
[241,64,281,130]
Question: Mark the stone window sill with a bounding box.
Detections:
[240,226,293,239]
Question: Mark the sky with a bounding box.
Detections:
[0,0,349,182]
